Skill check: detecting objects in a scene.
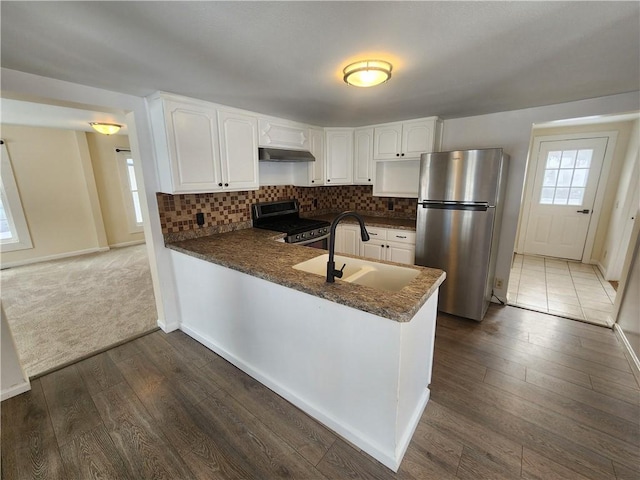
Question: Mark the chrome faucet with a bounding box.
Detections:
[326,211,370,283]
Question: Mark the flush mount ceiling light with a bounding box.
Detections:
[89,122,121,135]
[343,59,393,87]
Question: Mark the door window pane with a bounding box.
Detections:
[572,169,589,187]
[557,169,573,187]
[576,149,592,168]
[543,170,558,186]
[540,188,555,204]
[554,188,570,205]
[546,151,561,168]
[568,188,585,205]
[560,150,577,168]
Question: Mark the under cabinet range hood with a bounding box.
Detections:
[258,147,315,162]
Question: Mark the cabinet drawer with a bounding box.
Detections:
[386,229,415,244]
[365,226,387,239]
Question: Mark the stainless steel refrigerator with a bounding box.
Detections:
[415,148,508,321]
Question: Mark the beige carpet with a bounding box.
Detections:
[1,244,157,377]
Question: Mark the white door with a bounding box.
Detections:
[401,120,433,158]
[217,110,259,191]
[373,124,402,159]
[166,101,222,192]
[524,137,608,260]
[361,240,386,260]
[386,242,415,265]
[325,129,353,185]
[353,127,374,184]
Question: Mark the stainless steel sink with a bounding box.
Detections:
[293,254,420,292]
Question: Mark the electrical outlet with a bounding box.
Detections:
[313,198,318,208]
[196,212,205,227]
[388,200,394,211]
[494,278,504,289]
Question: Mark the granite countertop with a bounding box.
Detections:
[167,228,445,322]
[308,213,416,231]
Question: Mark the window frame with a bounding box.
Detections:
[0,140,33,252]
[115,148,144,234]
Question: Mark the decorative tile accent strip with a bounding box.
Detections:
[157,185,417,242]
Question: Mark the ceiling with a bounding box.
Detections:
[1,1,639,128]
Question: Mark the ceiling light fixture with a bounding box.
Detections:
[343,59,392,87]
[89,122,121,135]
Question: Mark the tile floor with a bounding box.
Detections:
[507,254,617,326]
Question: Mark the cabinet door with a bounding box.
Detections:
[258,118,309,150]
[361,239,386,260]
[341,225,361,256]
[373,124,402,160]
[164,100,223,192]
[386,241,415,265]
[402,119,434,158]
[325,129,353,185]
[308,127,325,185]
[218,110,259,191]
[353,127,374,184]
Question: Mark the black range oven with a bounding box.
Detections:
[252,199,330,249]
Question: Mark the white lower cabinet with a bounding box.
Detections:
[335,225,416,265]
[334,224,361,256]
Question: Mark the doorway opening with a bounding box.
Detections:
[509,113,639,326]
[0,99,158,378]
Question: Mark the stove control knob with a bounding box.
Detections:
[301,233,306,238]
[310,231,315,236]
[295,235,300,240]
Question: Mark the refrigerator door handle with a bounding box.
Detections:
[418,200,490,211]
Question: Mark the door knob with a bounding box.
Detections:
[576,209,590,214]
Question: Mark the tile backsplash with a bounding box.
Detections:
[157,185,417,242]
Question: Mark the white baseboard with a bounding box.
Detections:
[157,317,180,333]
[614,324,640,376]
[1,379,31,401]
[109,240,145,248]
[1,246,110,269]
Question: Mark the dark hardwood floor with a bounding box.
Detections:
[2,305,639,479]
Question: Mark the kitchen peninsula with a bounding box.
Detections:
[167,228,445,471]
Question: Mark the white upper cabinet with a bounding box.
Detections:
[152,97,223,193]
[218,110,259,191]
[292,126,324,187]
[258,118,309,150]
[353,127,374,185]
[373,118,441,160]
[373,123,403,160]
[325,128,354,185]
[308,127,325,185]
[149,93,259,194]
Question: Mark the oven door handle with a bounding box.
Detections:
[295,233,330,246]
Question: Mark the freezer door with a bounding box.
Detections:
[418,149,505,204]
[415,206,495,321]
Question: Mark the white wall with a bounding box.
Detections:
[615,217,640,359]
[601,119,639,279]
[1,302,30,400]
[441,93,640,299]
[0,125,108,266]
[86,132,146,247]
